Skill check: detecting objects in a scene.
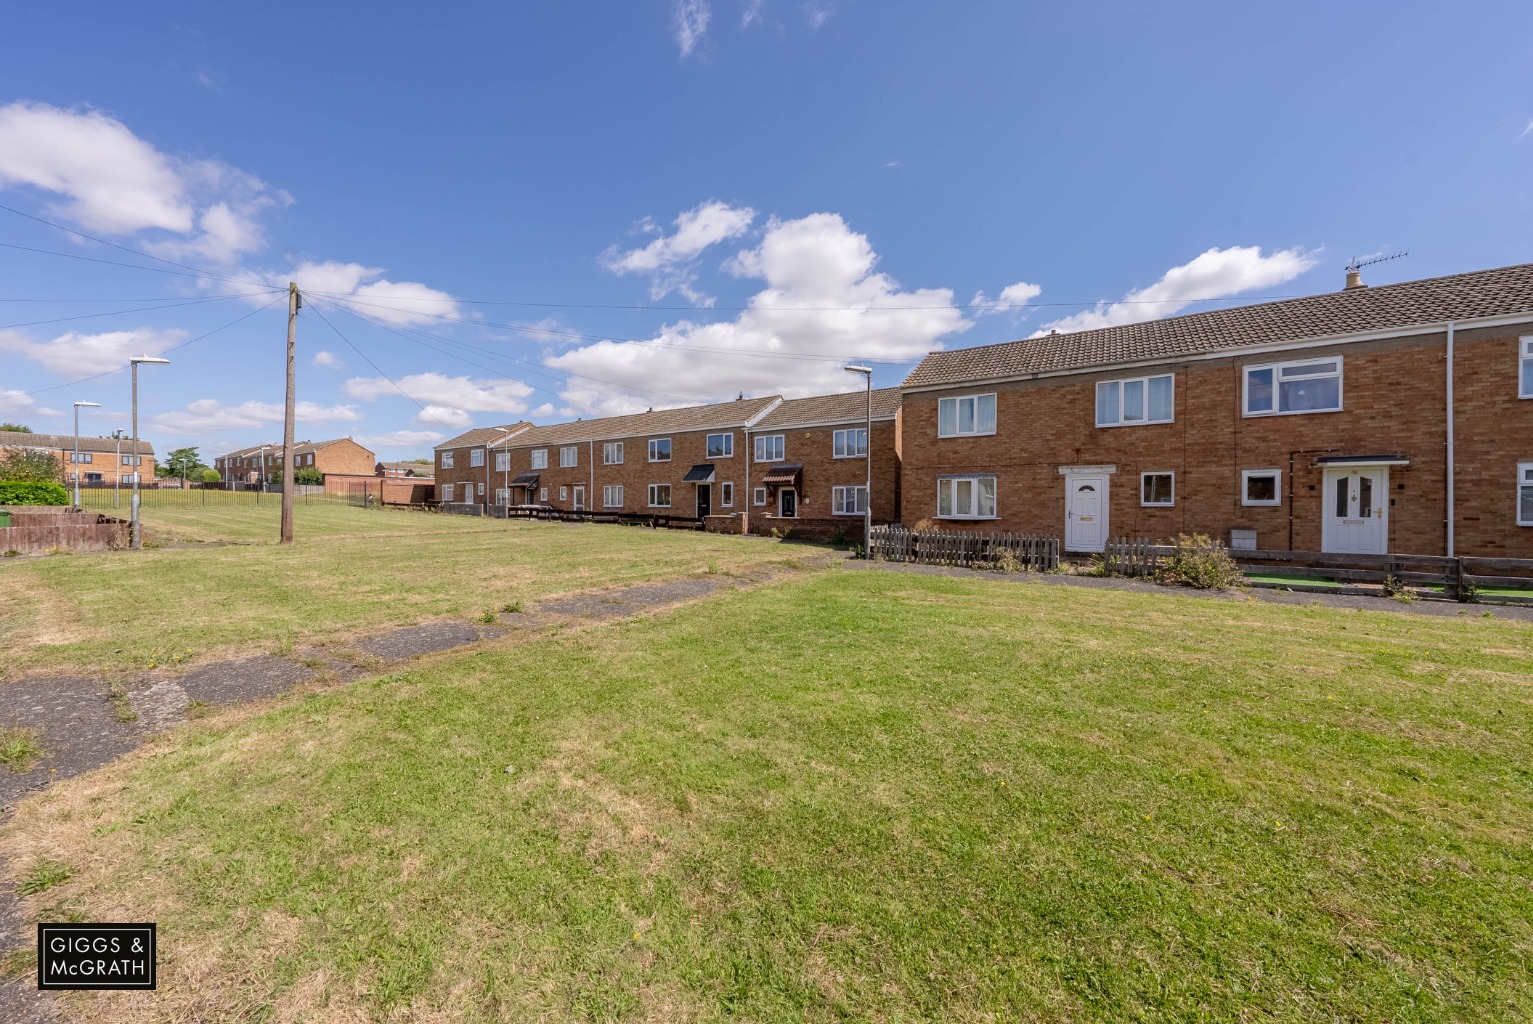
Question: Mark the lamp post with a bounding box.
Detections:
[113,430,125,509]
[844,365,873,555]
[71,400,101,507]
[129,356,170,549]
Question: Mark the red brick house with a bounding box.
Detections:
[900,263,1533,558]
[434,423,533,511]
[1,429,156,487]
[743,387,902,538]
[216,437,376,485]
[487,397,782,518]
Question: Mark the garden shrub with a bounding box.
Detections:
[1157,533,1245,590]
[0,481,70,506]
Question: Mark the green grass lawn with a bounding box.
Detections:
[0,502,820,679]
[8,570,1530,1022]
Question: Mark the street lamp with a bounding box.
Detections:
[71,400,101,507]
[112,430,126,509]
[129,356,170,550]
[844,365,873,555]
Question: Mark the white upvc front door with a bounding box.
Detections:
[1065,473,1109,553]
[572,485,586,511]
[1322,467,1389,554]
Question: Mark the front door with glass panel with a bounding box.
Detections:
[778,488,797,518]
[1322,468,1388,554]
[572,485,586,511]
[1065,474,1108,552]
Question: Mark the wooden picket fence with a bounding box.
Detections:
[867,525,1060,571]
[1103,536,1165,578]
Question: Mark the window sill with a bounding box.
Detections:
[1140,503,1175,509]
[1242,408,1342,419]
[935,431,997,440]
[1241,502,1282,508]
[832,454,869,460]
[1097,419,1174,429]
[831,511,868,517]
[935,515,1000,521]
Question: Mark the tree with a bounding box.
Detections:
[0,448,62,483]
[294,467,323,485]
[164,447,205,479]
[0,423,32,433]
[201,468,222,484]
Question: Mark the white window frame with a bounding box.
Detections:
[530,449,548,470]
[477,481,485,496]
[706,433,734,459]
[559,445,578,468]
[832,485,868,516]
[648,483,671,508]
[832,428,868,459]
[753,486,767,506]
[1241,469,1282,507]
[1140,471,1175,507]
[936,475,998,520]
[1243,357,1343,417]
[559,486,568,501]
[495,487,509,506]
[1520,337,1533,399]
[469,448,484,468]
[70,452,93,464]
[1518,461,1533,527]
[441,451,454,469]
[494,451,510,472]
[648,438,672,463]
[603,484,624,508]
[721,481,734,507]
[603,441,624,465]
[538,487,548,502]
[1096,374,1174,428]
[442,483,454,501]
[936,393,997,438]
[754,434,785,462]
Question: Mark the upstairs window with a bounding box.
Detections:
[754,434,785,462]
[648,438,672,462]
[495,452,510,472]
[603,442,624,465]
[1521,337,1533,399]
[937,394,996,437]
[706,433,733,458]
[470,448,484,468]
[833,428,868,458]
[1097,374,1174,427]
[559,445,579,468]
[441,451,454,469]
[1244,358,1342,416]
[530,449,548,470]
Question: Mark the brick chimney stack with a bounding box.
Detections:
[1344,268,1367,290]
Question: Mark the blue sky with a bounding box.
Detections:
[2,1,1531,460]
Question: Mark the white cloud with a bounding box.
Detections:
[805,2,833,29]
[0,101,288,264]
[674,0,711,56]
[551,212,970,413]
[972,280,1043,317]
[355,429,444,451]
[0,389,46,420]
[740,0,765,27]
[343,372,534,427]
[1521,118,1533,139]
[151,398,360,436]
[1036,246,1318,335]
[0,326,186,376]
[313,350,343,369]
[602,200,756,303]
[529,402,556,419]
[277,261,461,326]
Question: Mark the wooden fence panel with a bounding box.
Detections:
[867,525,1060,572]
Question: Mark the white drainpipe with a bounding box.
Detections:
[1445,321,1456,557]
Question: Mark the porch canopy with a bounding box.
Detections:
[760,463,802,487]
[682,463,716,483]
[511,472,540,486]
[1314,455,1410,467]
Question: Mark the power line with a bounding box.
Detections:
[305,299,427,412]
[0,293,281,303]
[0,291,282,332]
[23,293,288,396]
[0,202,260,286]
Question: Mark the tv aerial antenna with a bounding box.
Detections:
[1346,250,1408,274]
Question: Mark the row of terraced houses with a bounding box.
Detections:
[434,262,1533,559]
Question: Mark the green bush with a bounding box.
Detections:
[0,481,70,506]
[0,449,61,484]
[201,468,222,484]
[1156,534,1246,590]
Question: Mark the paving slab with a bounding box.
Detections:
[179,655,315,706]
[357,621,500,660]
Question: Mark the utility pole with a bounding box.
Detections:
[280,281,298,544]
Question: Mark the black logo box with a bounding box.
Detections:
[37,923,156,991]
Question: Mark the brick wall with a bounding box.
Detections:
[900,327,1533,558]
[313,438,376,479]
[435,445,496,506]
[744,418,898,524]
[60,448,157,486]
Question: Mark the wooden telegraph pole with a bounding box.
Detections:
[280,281,298,544]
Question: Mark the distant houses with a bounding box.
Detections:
[0,429,155,485]
[214,437,376,485]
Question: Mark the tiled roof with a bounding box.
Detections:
[903,262,1533,389]
[492,397,781,449]
[0,430,155,456]
[378,461,432,475]
[755,387,902,428]
[218,442,285,460]
[434,422,533,451]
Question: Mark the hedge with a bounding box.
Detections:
[0,481,70,506]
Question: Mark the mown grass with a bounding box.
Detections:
[0,727,43,773]
[7,571,1531,1022]
[0,502,819,678]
